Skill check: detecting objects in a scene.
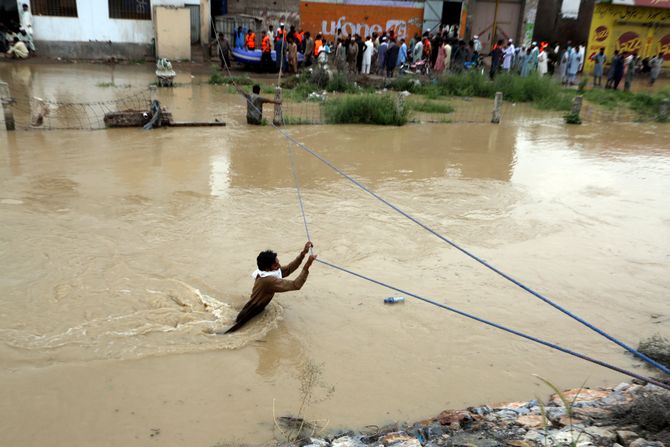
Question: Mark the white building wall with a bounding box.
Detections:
[29,0,199,44]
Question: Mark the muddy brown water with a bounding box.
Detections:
[1,63,669,447]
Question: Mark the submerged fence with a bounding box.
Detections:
[0,81,667,131]
[0,82,152,131]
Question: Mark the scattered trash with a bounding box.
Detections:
[307,91,327,102]
[384,296,405,304]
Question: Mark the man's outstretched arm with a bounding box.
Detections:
[273,253,317,292]
[281,241,312,277]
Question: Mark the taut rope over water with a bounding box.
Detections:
[208,15,669,385]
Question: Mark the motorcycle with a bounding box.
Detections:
[399,59,432,76]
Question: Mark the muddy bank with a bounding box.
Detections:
[291,382,669,447]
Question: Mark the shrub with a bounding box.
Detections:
[564,111,582,124]
[388,76,423,93]
[324,94,408,125]
[326,72,355,93]
[310,66,330,89]
[286,77,319,101]
[429,72,572,111]
[638,334,670,368]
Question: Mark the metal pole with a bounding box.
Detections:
[0,81,16,131]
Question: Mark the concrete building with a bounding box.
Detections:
[584,0,670,72]
[9,0,212,60]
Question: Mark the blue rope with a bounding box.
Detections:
[208,16,668,377]
[281,137,670,377]
[315,258,670,391]
[284,143,669,390]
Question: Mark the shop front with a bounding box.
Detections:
[299,0,424,40]
[585,1,670,72]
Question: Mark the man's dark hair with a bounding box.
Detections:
[252,84,261,94]
[257,250,277,270]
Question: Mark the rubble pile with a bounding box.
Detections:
[295,382,669,447]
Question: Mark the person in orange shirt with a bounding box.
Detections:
[245,29,256,50]
[261,33,272,72]
[275,23,285,43]
[314,33,323,57]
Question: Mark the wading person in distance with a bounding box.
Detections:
[243,84,281,125]
[224,242,317,333]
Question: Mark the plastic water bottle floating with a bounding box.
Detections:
[384,296,405,304]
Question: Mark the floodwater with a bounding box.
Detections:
[1,63,669,447]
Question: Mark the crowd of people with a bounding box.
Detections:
[1,3,35,59]
[212,23,665,90]
[223,23,489,77]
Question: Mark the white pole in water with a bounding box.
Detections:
[0,81,16,131]
[491,91,502,124]
[273,86,283,126]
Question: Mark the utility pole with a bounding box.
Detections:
[491,0,500,51]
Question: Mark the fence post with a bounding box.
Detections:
[660,98,669,122]
[0,81,16,131]
[570,95,583,118]
[273,86,283,126]
[491,91,502,124]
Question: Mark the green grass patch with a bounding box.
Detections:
[583,88,670,121]
[403,72,575,111]
[261,84,277,94]
[324,94,408,125]
[326,72,356,93]
[209,70,254,86]
[407,99,454,114]
[282,116,318,125]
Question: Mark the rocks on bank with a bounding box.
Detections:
[284,382,669,447]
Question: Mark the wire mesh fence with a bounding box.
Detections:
[0,84,665,130]
[1,89,152,130]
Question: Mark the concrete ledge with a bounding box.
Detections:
[34,41,153,60]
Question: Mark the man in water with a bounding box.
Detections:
[224,242,317,333]
[242,84,281,125]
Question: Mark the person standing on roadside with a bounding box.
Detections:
[361,35,373,74]
[489,39,504,79]
[20,3,32,36]
[287,36,298,74]
[591,48,606,87]
[398,38,407,68]
[611,51,625,90]
[649,53,663,86]
[624,52,637,92]
[304,32,314,67]
[210,32,232,70]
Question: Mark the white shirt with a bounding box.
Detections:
[362,40,373,64]
[502,46,514,69]
[21,10,33,35]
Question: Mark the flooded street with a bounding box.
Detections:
[1,64,669,447]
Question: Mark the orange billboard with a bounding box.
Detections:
[300,0,424,40]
